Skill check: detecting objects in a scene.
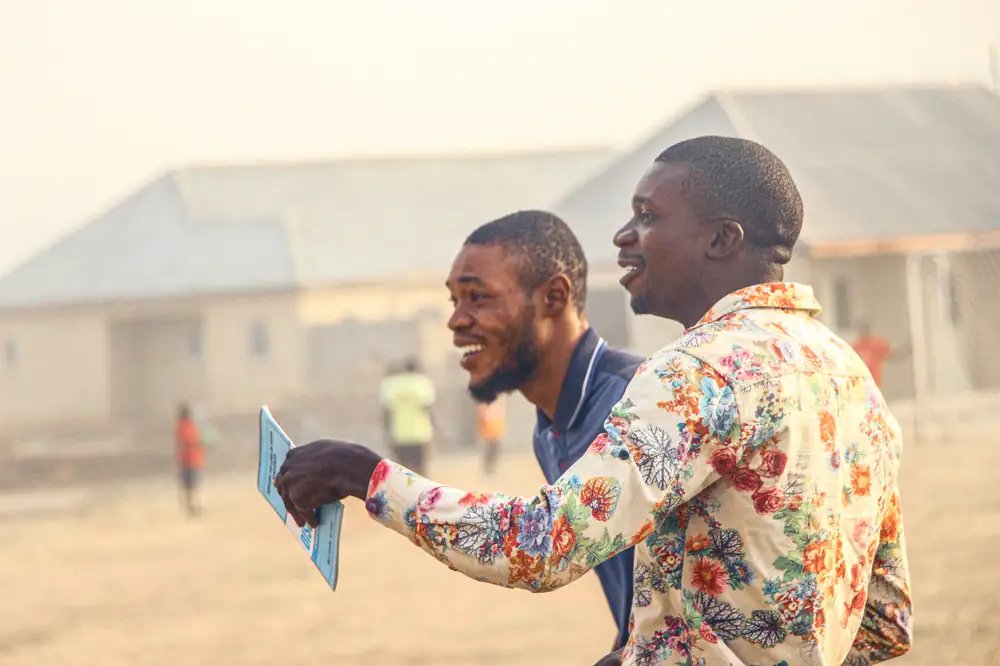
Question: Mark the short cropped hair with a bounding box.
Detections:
[655,135,804,264]
[464,210,588,312]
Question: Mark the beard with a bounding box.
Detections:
[629,292,649,315]
[468,308,541,404]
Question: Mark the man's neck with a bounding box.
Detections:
[519,320,589,420]
[680,266,785,329]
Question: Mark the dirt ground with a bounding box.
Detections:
[1,442,998,666]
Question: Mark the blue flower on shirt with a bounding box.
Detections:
[699,376,738,439]
[365,491,390,520]
[516,505,554,556]
[726,559,755,589]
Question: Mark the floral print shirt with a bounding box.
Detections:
[366,283,912,665]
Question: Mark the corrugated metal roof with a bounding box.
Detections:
[0,149,613,308]
[555,85,1000,265]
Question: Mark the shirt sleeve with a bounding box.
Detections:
[363,349,742,591]
[847,485,913,663]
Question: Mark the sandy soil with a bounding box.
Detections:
[1,443,998,666]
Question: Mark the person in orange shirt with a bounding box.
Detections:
[175,402,205,517]
[476,398,505,475]
[851,322,893,386]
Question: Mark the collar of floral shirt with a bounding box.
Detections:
[691,281,822,331]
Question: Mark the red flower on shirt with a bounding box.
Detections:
[731,468,763,493]
[367,459,391,496]
[710,447,738,475]
[691,558,729,595]
[752,486,786,515]
[758,449,788,477]
[551,515,577,561]
[458,492,493,507]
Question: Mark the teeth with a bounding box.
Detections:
[625,266,638,272]
[460,345,484,356]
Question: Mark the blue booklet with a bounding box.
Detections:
[257,406,344,591]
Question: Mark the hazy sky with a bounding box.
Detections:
[2,0,998,271]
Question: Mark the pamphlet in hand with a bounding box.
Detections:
[257,405,344,591]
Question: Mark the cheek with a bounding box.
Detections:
[644,233,696,280]
[474,314,514,351]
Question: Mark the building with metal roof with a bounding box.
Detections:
[556,84,1000,265]
[0,149,615,441]
[0,149,613,309]
[3,84,998,445]
[553,84,1000,418]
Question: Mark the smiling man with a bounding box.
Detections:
[275,136,912,666]
[447,211,643,650]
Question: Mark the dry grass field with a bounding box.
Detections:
[1,441,998,666]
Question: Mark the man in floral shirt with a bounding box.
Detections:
[275,136,913,665]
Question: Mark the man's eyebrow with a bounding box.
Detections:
[444,275,486,288]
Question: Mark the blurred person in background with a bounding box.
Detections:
[476,396,505,475]
[379,357,436,475]
[850,322,896,388]
[379,360,400,452]
[174,402,204,517]
[275,138,911,666]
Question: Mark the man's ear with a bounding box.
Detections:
[539,274,572,316]
[706,219,745,259]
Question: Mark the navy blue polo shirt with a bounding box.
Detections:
[532,328,644,650]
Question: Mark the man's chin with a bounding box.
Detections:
[468,369,524,404]
[468,380,501,404]
[629,293,650,315]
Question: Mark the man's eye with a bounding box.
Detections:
[638,211,655,223]
[470,292,485,302]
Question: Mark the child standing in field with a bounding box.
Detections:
[174,402,205,517]
[477,398,505,476]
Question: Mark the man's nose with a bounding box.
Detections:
[447,306,472,331]
[613,223,638,248]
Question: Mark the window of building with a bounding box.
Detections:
[948,272,961,324]
[4,339,17,368]
[250,321,269,357]
[187,325,202,360]
[833,278,852,330]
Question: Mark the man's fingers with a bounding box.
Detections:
[277,484,307,527]
[274,460,295,492]
[287,503,307,528]
[289,484,326,529]
[295,487,327,529]
[302,507,319,529]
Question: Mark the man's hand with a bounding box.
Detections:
[273,439,382,528]
[592,647,624,666]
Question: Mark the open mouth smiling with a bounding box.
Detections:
[456,340,486,369]
[618,256,645,287]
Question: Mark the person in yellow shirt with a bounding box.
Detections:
[379,357,436,475]
[476,397,505,475]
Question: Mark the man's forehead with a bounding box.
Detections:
[634,161,689,201]
[447,243,519,285]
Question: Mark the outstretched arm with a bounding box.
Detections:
[362,350,743,591]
